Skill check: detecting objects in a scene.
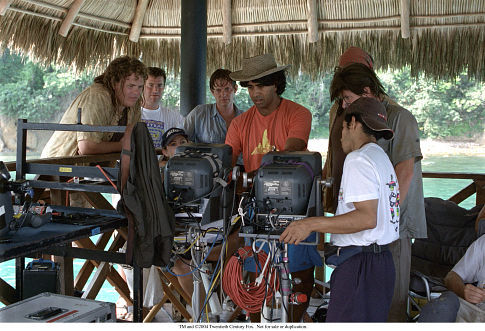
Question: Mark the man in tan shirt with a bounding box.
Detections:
[41,56,147,207]
[42,56,146,158]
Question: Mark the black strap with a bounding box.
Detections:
[121,149,133,157]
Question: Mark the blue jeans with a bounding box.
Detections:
[418,291,460,322]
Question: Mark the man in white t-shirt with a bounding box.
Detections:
[444,206,485,322]
[142,67,184,148]
[280,97,400,322]
[419,213,485,322]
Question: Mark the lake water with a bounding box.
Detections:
[0,154,483,307]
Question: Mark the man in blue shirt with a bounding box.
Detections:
[184,69,243,144]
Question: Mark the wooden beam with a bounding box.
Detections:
[222,0,232,44]
[5,153,120,171]
[423,172,485,181]
[0,276,17,305]
[475,179,485,206]
[449,183,476,205]
[59,0,84,37]
[75,233,132,304]
[0,0,12,16]
[307,0,318,43]
[74,233,112,289]
[80,192,116,210]
[82,261,110,300]
[400,0,410,38]
[129,0,150,43]
[55,252,74,297]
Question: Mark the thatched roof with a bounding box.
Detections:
[1,0,485,80]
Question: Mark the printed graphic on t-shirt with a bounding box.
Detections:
[338,187,343,202]
[387,174,400,232]
[251,129,277,155]
[142,119,165,148]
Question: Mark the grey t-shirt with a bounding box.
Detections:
[378,101,427,239]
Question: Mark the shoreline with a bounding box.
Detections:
[0,139,484,158]
[308,138,485,157]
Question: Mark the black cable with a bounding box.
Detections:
[277,259,291,319]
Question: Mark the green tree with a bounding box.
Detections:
[0,50,93,122]
[381,67,485,138]
[2,50,483,140]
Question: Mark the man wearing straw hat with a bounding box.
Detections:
[226,54,322,322]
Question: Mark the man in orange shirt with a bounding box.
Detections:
[225,54,321,322]
[226,54,311,173]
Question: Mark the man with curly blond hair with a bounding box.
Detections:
[42,56,147,158]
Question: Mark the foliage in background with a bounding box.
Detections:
[1,50,483,139]
[0,49,93,123]
[380,69,485,139]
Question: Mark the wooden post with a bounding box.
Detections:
[307,0,318,43]
[400,0,410,38]
[0,0,12,16]
[0,277,17,305]
[59,0,84,37]
[129,0,150,43]
[222,0,232,44]
[55,246,74,297]
[475,179,485,206]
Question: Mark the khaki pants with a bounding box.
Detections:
[388,237,412,322]
[457,298,485,322]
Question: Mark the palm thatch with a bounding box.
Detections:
[0,0,484,80]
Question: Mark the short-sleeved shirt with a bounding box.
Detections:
[323,96,398,214]
[225,98,312,173]
[323,97,426,239]
[184,103,243,144]
[226,98,320,272]
[142,106,184,148]
[41,83,141,158]
[453,235,485,292]
[377,101,426,239]
[331,143,400,247]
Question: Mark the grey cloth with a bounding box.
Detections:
[381,102,426,321]
[378,101,427,239]
[388,237,412,322]
[418,291,460,322]
[184,103,243,144]
[118,122,175,268]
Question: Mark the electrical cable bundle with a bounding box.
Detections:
[222,246,279,314]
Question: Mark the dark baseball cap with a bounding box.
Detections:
[346,97,394,140]
[161,127,188,148]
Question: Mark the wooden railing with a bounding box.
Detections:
[4,153,120,170]
[422,172,485,206]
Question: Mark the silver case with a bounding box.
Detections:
[0,292,116,323]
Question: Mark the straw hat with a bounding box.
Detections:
[229,54,288,82]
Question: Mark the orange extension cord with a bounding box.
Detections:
[223,246,279,314]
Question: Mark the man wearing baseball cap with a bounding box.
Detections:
[329,61,426,322]
[281,97,400,322]
[225,53,321,322]
[323,46,400,215]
